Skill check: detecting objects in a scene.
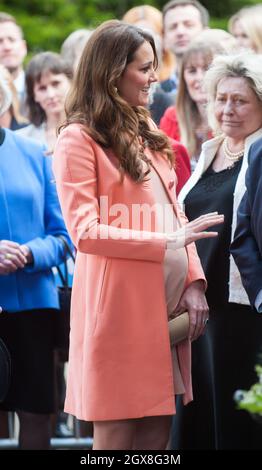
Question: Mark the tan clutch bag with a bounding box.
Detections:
[168,312,190,346]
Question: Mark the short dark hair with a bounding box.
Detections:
[163,0,209,28]
[25,51,73,126]
[0,12,24,38]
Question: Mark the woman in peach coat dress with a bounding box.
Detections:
[53,20,223,450]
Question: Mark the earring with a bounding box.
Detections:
[113,86,118,94]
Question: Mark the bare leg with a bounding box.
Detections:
[17,411,51,450]
[133,415,172,450]
[93,418,137,450]
[93,415,172,450]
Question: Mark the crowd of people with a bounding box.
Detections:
[0,0,262,450]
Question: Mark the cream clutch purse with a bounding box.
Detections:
[168,312,190,346]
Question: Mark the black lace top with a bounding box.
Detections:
[184,158,242,308]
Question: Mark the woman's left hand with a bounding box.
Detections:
[0,240,27,275]
[174,280,209,341]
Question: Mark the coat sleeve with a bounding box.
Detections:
[53,126,167,263]
[231,145,262,306]
[25,153,70,272]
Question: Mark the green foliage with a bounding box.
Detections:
[210,18,228,31]
[0,0,261,53]
[0,0,261,16]
[157,0,260,17]
[0,0,116,53]
[235,366,262,416]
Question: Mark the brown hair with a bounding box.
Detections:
[62,20,173,182]
[176,40,224,156]
[25,51,73,126]
[122,6,175,83]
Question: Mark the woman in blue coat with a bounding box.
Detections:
[0,72,69,449]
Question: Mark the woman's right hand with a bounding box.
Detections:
[0,240,27,275]
[167,212,224,249]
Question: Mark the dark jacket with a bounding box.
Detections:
[231,137,262,307]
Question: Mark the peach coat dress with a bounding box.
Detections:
[53,123,205,421]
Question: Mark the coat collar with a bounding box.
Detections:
[146,148,177,210]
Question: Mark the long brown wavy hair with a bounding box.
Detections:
[176,40,224,157]
[61,20,173,182]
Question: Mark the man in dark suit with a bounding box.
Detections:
[231,136,262,311]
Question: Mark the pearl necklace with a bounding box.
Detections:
[223,137,244,161]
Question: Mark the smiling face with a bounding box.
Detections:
[215,76,262,139]
[117,40,157,107]
[33,71,71,117]
[183,52,210,104]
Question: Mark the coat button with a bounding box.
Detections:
[168,180,175,189]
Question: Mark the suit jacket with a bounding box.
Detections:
[53,123,205,421]
[231,136,262,307]
[0,128,69,312]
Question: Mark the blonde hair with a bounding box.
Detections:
[123,5,162,36]
[205,52,262,133]
[228,5,262,53]
[176,40,224,156]
[228,9,245,35]
[196,29,237,53]
[61,29,93,69]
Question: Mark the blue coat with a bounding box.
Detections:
[231,136,262,307]
[0,128,69,312]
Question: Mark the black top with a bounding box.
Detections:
[173,156,262,451]
[185,159,242,307]
[149,84,175,125]
[0,128,5,146]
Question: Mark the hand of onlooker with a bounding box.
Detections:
[174,280,209,341]
[167,212,224,249]
[0,240,27,275]
[20,244,33,265]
